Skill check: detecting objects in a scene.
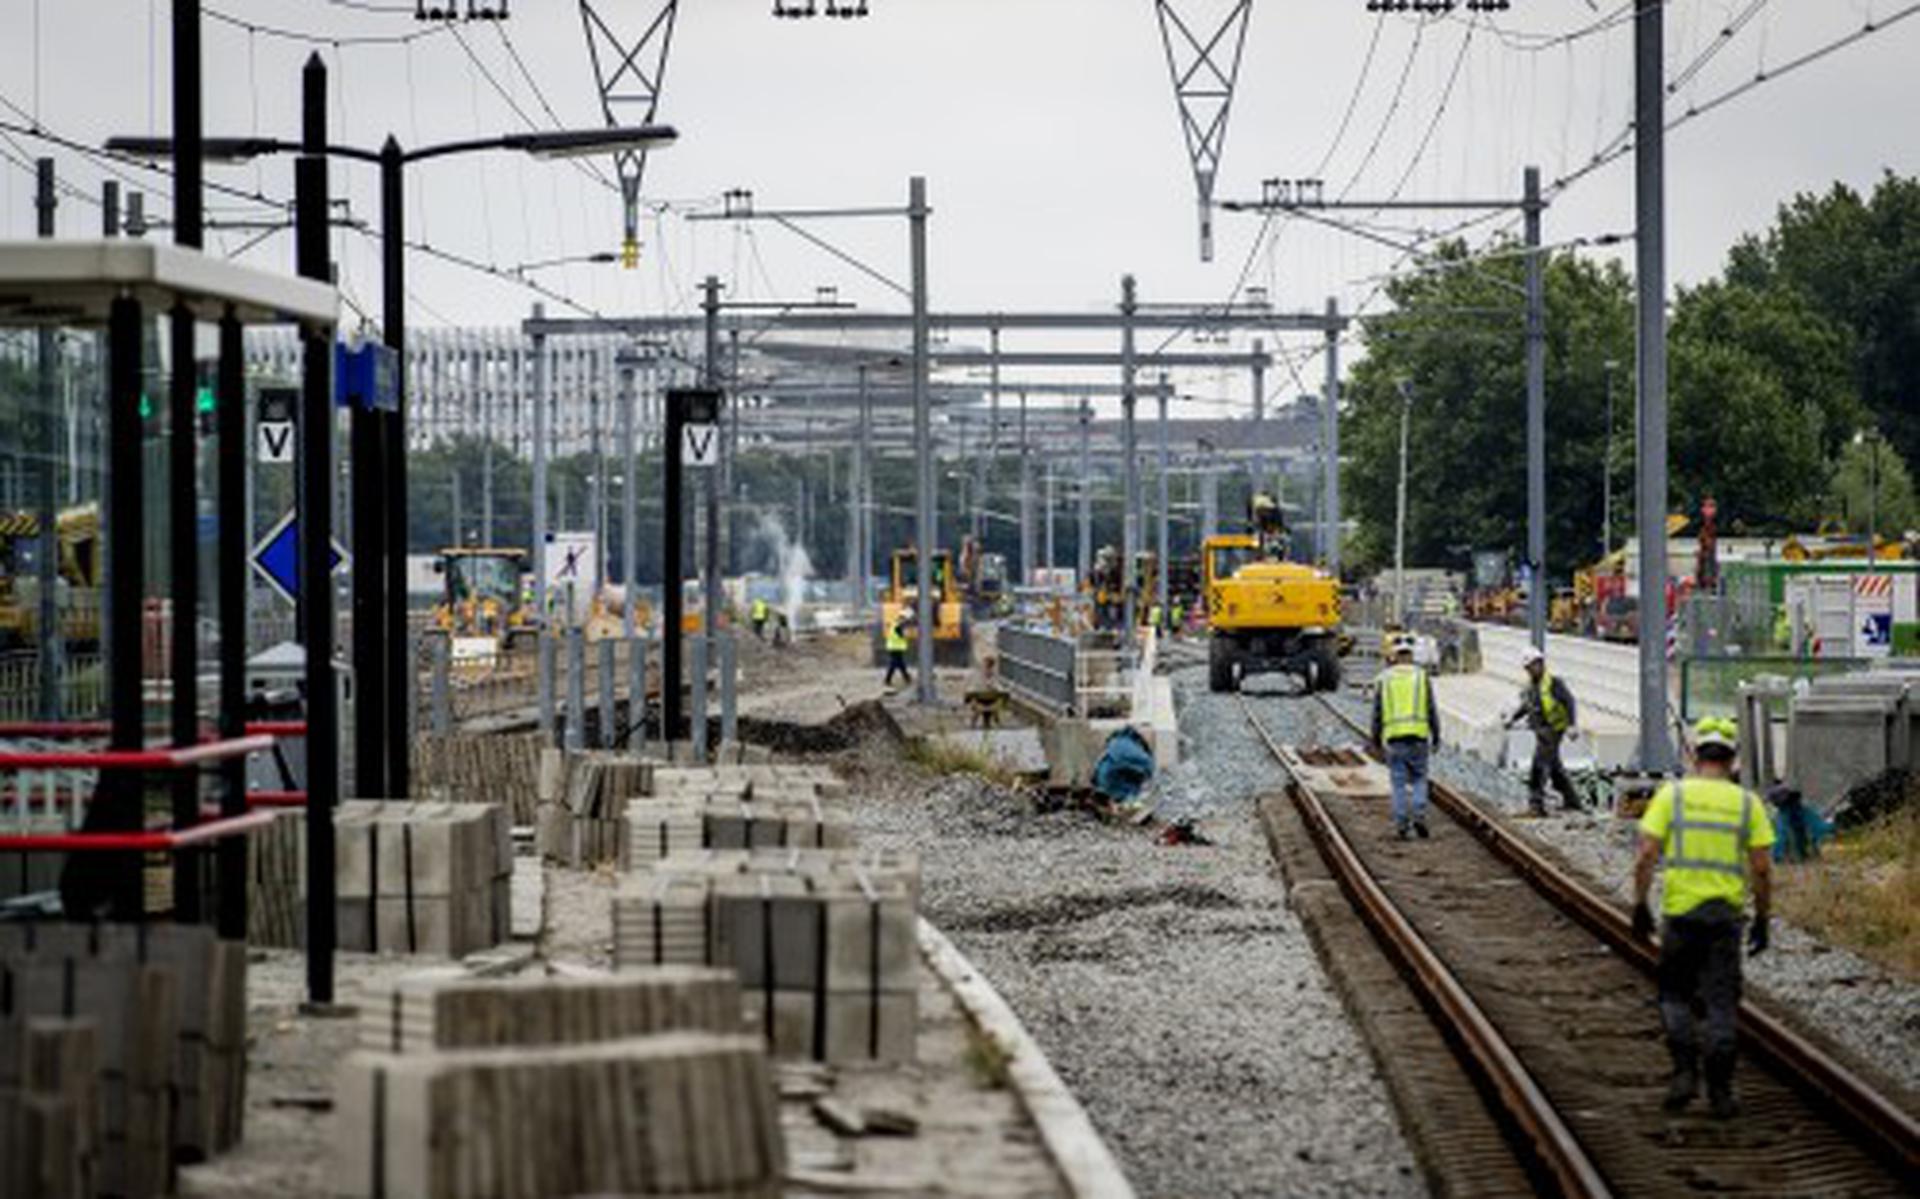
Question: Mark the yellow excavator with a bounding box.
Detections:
[432,547,536,648]
[0,504,102,651]
[873,547,972,667]
[1203,493,1342,693]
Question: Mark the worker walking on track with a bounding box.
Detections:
[1371,633,1441,841]
[1631,717,1775,1119]
[883,613,912,688]
[1515,646,1582,815]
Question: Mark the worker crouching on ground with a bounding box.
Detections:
[883,613,913,688]
[1371,633,1441,841]
[1631,717,1775,1120]
[1515,646,1582,815]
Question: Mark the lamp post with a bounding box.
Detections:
[1601,358,1619,558]
[1393,377,1414,627]
[109,116,677,798]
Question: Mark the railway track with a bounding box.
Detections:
[1240,687,1918,1197]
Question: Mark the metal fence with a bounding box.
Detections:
[1677,587,1776,659]
[0,652,105,722]
[997,623,1079,715]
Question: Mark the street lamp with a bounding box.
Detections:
[1393,377,1414,627]
[1853,428,1882,556]
[108,104,677,801]
[1601,358,1619,559]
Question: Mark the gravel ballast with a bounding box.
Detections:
[842,667,1421,1199]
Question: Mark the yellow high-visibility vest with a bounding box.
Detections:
[1537,670,1571,733]
[1379,665,1432,742]
[1639,777,1776,917]
[752,599,769,621]
[885,621,910,653]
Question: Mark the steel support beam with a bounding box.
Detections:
[1635,2,1674,772]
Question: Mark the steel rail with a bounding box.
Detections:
[1241,695,1612,1198]
[1308,693,1920,1178]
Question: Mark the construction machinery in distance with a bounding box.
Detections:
[874,547,972,667]
[0,503,102,651]
[958,535,1011,618]
[432,547,536,651]
[1203,492,1342,693]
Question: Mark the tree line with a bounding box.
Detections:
[1340,172,1920,579]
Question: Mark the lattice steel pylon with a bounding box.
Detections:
[580,0,681,265]
[1153,0,1252,262]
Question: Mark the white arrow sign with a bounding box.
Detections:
[682,421,719,468]
[257,420,295,464]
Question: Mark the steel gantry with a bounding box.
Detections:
[1153,0,1254,262]
[579,0,681,264]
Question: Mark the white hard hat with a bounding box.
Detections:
[1390,633,1416,656]
[1520,646,1545,667]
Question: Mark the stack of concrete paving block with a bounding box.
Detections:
[0,1018,99,1199]
[246,806,305,949]
[611,851,919,1062]
[648,763,851,801]
[336,800,514,957]
[335,1032,783,1199]
[0,921,249,1192]
[414,731,545,824]
[623,796,854,864]
[538,750,657,868]
[358,966,745,1053]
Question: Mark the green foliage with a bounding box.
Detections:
[1341,173,1920,580]
[1727,173,1920,480]
[1341,239,1633,575]
[1823,433,1918,537]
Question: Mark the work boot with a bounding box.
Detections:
[1526,797,1547,818]
[1705,1058,1739,1119]
[1395,822,1411,841]
[1413,819,1431,840]
[1662,1058,1698,1112]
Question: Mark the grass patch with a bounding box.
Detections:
[1775,801,1918,979]
[903,735,1021,789]
[962,1024,1013,1090]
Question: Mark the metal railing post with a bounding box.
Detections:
[565,626,586,751]
[630,635,649,754]
[598,636,616,749]
[430,634,451,736]
[691,635,709,761]
[720,633,738,746]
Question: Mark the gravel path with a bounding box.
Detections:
[839,667,1421,1199]
[1318,687,1920,1101]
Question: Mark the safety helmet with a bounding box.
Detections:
[1692,716,1738,754]
[1390,633,1416,657]
[1520,646,1545,667]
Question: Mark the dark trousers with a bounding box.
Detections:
[1528,729,1581,811]
[884,650,911,686]
[1658,901,1743,1082]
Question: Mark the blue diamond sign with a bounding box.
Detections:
[251,509,350,606]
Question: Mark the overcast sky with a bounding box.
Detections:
[2,1,1915,415]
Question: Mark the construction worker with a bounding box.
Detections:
[1631,717,1775,1119]
[1515,646,1582,814]
[1371,633,1441,840]
[883,613,912,688]
[1147,602,1163,632]
[750,596,770,641]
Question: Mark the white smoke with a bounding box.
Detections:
[752,512,814,631]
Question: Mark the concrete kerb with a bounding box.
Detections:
[916,918,1136,1199]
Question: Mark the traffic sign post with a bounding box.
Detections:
[252,508,349,607]
[682,421,719,468]
[258,387,298,463]
[662,388,721,744]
